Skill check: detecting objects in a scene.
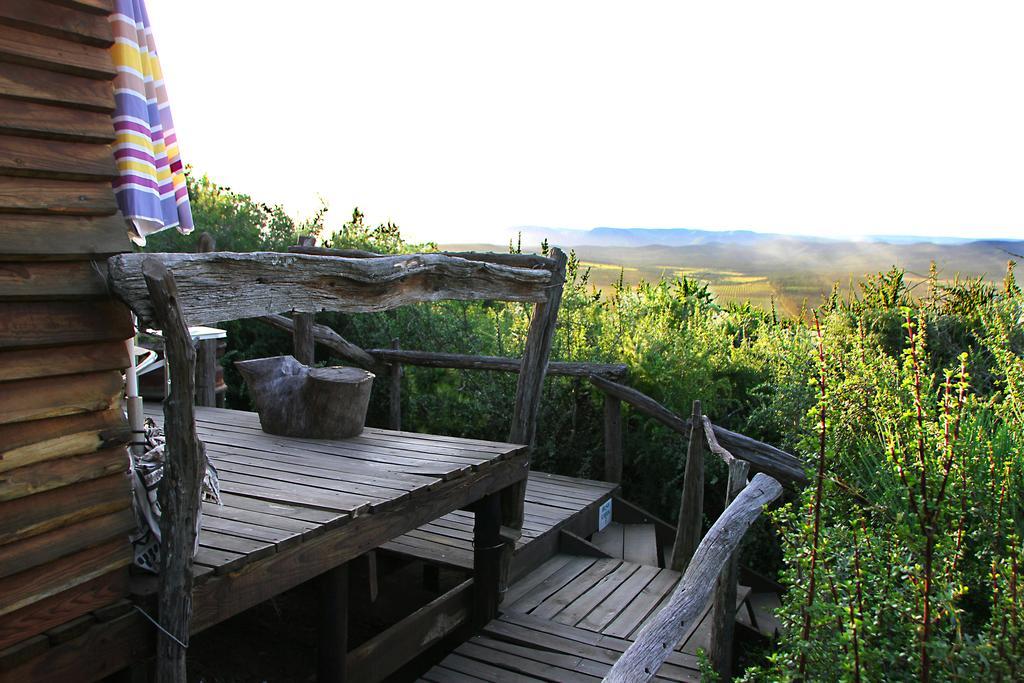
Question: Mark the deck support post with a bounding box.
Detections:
[317,562,349,683]
[194,232,218,407]
[389,337,401,431]
[472,491,503,628]
[670,400,705,572]
[142,259,208,683]
[293,236,317,366]
[603,394,623,483]
[708,458,750,681]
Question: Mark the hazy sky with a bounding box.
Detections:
[146,1,1024,243]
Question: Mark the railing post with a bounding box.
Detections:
[388,338,402,431]
[708,457,749,681]
[292,236,316,366]
[193,232,218,406]
[603,393,623,484]
[669,400,705,572]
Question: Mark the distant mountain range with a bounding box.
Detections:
[446,227,1023,315]
[506,226,992,248]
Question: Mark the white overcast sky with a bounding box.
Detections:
[146,1,1024,243]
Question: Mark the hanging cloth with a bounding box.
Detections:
[109,0,194,245]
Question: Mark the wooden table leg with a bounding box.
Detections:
[317,563,349,683]
[472,492,503,629]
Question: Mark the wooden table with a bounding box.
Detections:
[142,404,529,681]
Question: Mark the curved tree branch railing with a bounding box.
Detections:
[604,472,784,682]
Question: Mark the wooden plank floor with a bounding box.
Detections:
[381,472,618,571]
[421,553,752,682]
[139,404,527,596]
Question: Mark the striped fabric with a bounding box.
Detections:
[109,0,193,245]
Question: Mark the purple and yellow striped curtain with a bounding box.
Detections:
[109,0,193,245]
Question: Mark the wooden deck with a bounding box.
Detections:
[0,405,531,682]
[381,472,617,579]
[420,553,752,682]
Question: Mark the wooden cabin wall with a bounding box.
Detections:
[0,0,135,652]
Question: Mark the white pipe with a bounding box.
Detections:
[125,319,146,456]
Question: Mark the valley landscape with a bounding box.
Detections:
[445,227,1023,315]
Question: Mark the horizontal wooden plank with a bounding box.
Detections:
[0,370,124,424]
[0,62,112,111]
[42,0,114,17]
[0,0,114,47]
[0,340,128,383]
[0,24,115,79]
[0,214,130,259]
[0,536,129,618]
[0,98,114,142]
[0,407,126,473]
[0,472,130,546]
[368,347,630,379]
[0,566,128,653]
[0,300,132,349]
[0,176,117,215]
[0,260,109,299]
[0,445,127,502]
[0,507,134,579]
[0,134,115,179]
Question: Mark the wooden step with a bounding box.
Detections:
[591,523,659,567]
[746,592,782,637]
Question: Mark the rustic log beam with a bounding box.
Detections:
[708,458,750,680]
[142,259,208,683]
[603,473,783,683]
[365,348,629,380]
[288,244,557,270]
[107,252,553,327]
[234,355,374,439]
[603,394,623,483]
[670,401,705,572]
[257,313,378,370]
[588,374,807,484]
[503,248,568,532]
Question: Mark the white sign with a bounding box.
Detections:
[598,499,613,531]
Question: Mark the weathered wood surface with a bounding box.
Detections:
[347,578,472,682]
[604,395,623,483]
[0,300,133,349]
[708,458,749,680]
[604,473,783,683]
[0,98,114,142]
[0,339,127,382]
[0,134,115,180]
[107,251,554,327]
[0,473,128,546]
[317,563,349,683]
[0,407,125,473]
[288,244,557,270]
[0,0,115,47]
[234,355,374,439]
[0,215,129,259]
[0,369,124,425]
[0,445,126,501]
[0,61,113,112]
[142,260,208,683]
[0,176,117,215]
[0,260,109,299]
[588,375,806,483]
[504,248,568,532]
[0,23,116,79]
[388,338,401,431]
[670,401,705,572]
[258,313,378,369]
[367,347,629,380]
[291,236,317,366]
[473,492,504,628]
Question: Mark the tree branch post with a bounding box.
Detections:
[388,338,402,431]
[142,259,208,683]
[670,400,705,572]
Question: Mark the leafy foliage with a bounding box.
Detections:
[162,174,1022,678]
